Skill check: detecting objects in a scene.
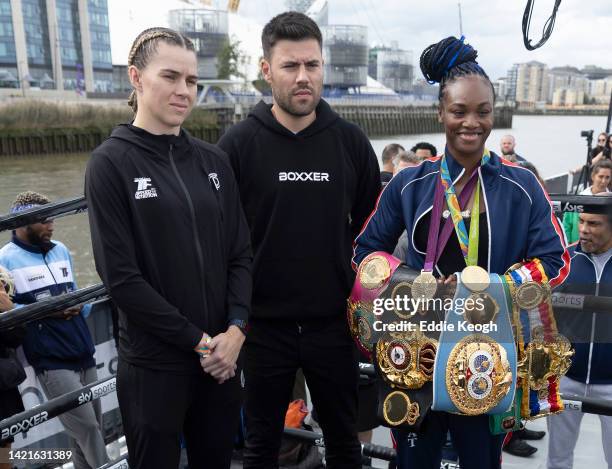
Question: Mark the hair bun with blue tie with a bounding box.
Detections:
[419,36,486,84]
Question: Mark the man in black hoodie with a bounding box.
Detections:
[217,12,380,468]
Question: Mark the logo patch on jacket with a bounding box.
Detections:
[208,173,221,191]
[134,177,158,199]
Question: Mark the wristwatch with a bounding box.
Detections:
[228,318,248,336]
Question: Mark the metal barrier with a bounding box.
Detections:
[99,454,129,469]
[1,193,611,467]
[3,282,609,335]
[562,394,612,417]
[549,194,612,214]
[1,366,611,467]
[0,376,116,443]
[6,364,611,446]
[0,283,108,330]
[0,196,87,233]
[284,427,396,461]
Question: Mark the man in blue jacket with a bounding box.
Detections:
[0,192,108,469]
[547,196,612,469]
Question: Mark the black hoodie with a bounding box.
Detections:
[85,124,252,374]
[217,100,380,320]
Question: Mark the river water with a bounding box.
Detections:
[0,114,608,286]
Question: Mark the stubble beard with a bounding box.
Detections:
[26,227,48,246]
[273,88,320,117]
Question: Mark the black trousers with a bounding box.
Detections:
[117,359,241,469]
[243,316,361,468]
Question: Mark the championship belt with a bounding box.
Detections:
[375,330,437,390]
[489,388,522,435]
[349,251,441,430]
[506,260,574,419]
[347,251,402,357]
[373,336,435,430]
[432,268,517,416]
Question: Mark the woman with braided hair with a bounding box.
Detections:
[353,36,569,468]
[85,27,252,468]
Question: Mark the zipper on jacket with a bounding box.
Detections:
[43,253,59,285]
[168,144,209,322]
[585,281,598,386]
[41,252,59,330]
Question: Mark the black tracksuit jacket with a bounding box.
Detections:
[85,124,252,374]
[217,100,381,321]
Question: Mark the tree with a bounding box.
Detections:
[217,37,245,80]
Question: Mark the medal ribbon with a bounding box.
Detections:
[507,260,563,418]
[423,149,489,272]
[439,149,490,266]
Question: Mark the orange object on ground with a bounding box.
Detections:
[285,399,309,428]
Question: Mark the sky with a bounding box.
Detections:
[107,0,612,81]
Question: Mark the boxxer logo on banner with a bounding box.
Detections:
[1,411,49,439]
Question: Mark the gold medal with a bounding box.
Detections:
[358,254,391,290]
[382,391,420,426]
[464,292,499,325]
[411,270,437,300]
[514,281,548,310]
[461,265,490,292]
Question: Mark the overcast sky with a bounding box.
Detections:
[108,0,612,80]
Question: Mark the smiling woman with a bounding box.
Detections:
[352,35,569,469]
[421,36,496,173]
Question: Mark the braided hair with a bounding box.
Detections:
[419,36,494,103]
[127,27,196,113]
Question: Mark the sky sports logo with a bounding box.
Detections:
[278,171,330,182]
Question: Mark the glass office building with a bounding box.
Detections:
[169,9,229,79]
[88,0,112,92]
[0,0,113,92]
[322,25,368,89]
[0,0,17,86]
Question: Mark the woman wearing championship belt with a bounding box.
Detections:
[353,36,569,469]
